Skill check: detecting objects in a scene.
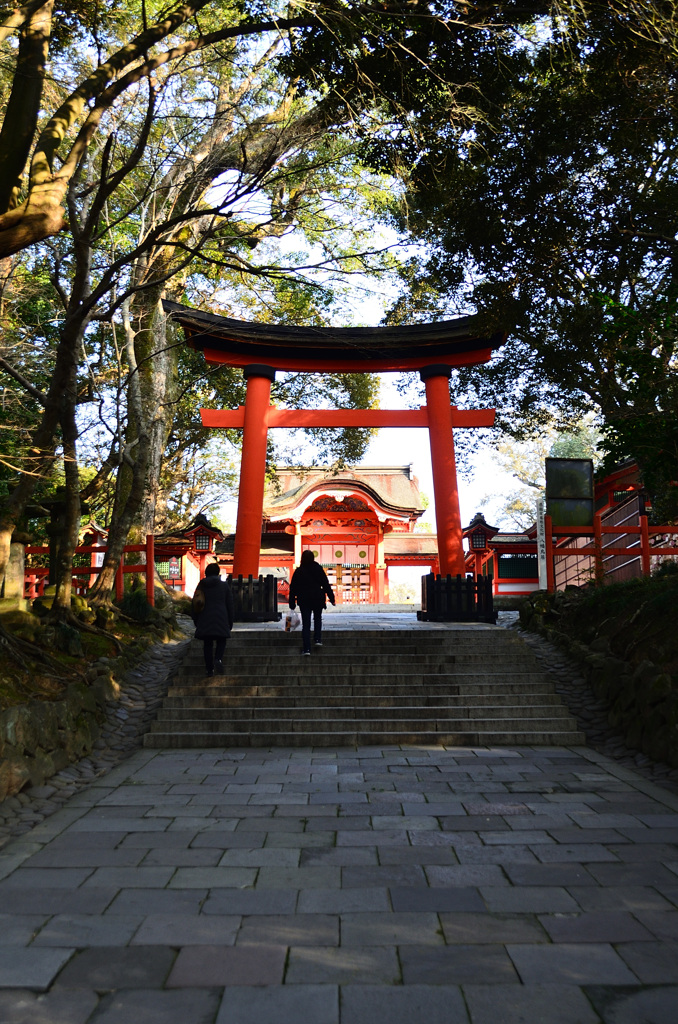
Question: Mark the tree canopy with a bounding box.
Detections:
[2,0,678,615]
[382,1,678,518]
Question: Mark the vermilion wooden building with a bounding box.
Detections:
[215,465,438,604]
[152,513,225,594]
[463,512,540,597]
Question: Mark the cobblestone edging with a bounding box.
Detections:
[0,621,192,849]
[517,626,678,795]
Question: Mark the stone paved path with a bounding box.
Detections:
[2,612,678,1021]
[1,742,678,1023]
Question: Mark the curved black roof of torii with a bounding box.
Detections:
[163,300,503,373]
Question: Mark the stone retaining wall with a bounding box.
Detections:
[0,638,158,801]
[520,590,678,768]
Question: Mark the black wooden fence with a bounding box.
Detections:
[228,574,280,622]
[418,573,496,623]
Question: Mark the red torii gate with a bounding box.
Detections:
[165,302,503,579]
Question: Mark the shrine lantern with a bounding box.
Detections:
[463,512,498,577]
[194,530,211,552]
[471,529,488,552]
[183,514,225,574]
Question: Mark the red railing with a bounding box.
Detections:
[24,535,156,606]
[544,513,678,591]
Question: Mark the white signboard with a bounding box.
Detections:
[536,495,548,590]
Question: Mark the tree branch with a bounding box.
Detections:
[0,353,47,404]
[0,0,53,213]
[0,0,44,45]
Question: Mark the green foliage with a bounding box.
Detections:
[117,586,154,623]
[558,570,678,671]
[477,418,601,531]
[382,6,678,518]
[654,559,678,579]
[1,0,408,554]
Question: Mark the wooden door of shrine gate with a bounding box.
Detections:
[165,301,502,580]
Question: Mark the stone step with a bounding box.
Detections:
[155,703,574,723]
[162,690,559,708]
[146,710,577,732]
[178,659,544,675]
[144,727,586,748]
[197,631,527,644]
[170,672,550,689]
[144,626,583,749]
[204,639,529,653]
[166,680,558,699]
[182,647,536,659]
[189,631,530,645]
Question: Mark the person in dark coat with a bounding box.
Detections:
[191,562,235,676]
[288,550,335,655]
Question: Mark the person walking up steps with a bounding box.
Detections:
[289,549,336,656]
[191,562,235,676]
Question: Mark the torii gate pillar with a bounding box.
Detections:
[232,365,275,577]
[420,364,466,577]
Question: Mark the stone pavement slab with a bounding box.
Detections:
[203,887,298,915]
[56,946,176,989]
[32,913,143,947]
[131,913,241,946]
[286,945,401,984]
[93,988,221,1024]
[615,939,678,982]
[537,910,655,943]
[216,984,338,1024]
[0,987,99,1024]
[439,911,548,944]
[464,983,600,1024]
[236,913,338,946]
[506,942,638,985]
[297,887,389,913]
[167,944,286,987]
[340,984,469,1024]
[0,743,678,1021]
[584,984,678,1024]
[400,944,518,984]
[0,947,74,990]
[0,913,48,945]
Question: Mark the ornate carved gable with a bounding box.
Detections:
[308,495,371,513]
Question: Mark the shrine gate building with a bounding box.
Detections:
[255,465,436,604]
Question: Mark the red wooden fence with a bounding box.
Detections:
[545,513,678,591]
[24,535,156,606]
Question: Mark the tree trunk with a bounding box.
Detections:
[50,362,81,615]
[87,297,152,605]
[0,310,88,592]
[86,433,150,605]
[137,291,177,539]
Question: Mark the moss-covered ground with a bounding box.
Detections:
[0,598,185,711]
[538,566,678,677]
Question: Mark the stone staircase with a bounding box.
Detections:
[143,627,584,748]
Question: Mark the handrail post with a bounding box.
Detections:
[593,510,604,584]
[145,534,155,606]
[545,514,555,592]
[639,515,651,576]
